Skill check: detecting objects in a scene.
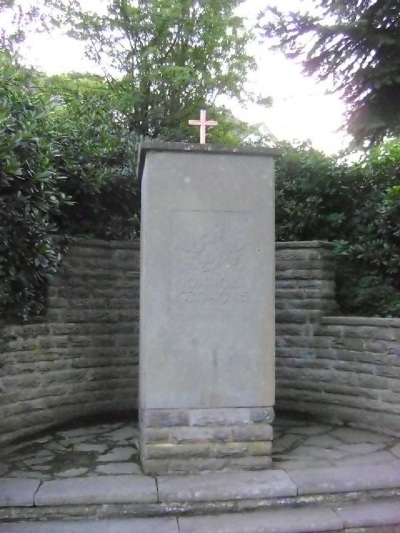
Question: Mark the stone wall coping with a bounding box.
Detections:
[65,238,333,252]
[322,316,400,328]
[68,239,140,250]
[138,141,281,181]
[276,242,334,250]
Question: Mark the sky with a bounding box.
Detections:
[6,0,350,154]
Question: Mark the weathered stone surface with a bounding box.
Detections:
[35,475,157,505]
[0,518,178,533]
[0,240,140,448]
[97,447,135,462]
[286,462,400,495]
[178,507,343,533]
[336,500,400,528]
[142,410,190,428]
[0,478,40,507]
[157,469,297,502]
[2,224,400,453]
[56,468,89,478]
[96,463,141,475]
[139,144,276,473]
[231,424,273,441]
[140,144,275,411]
[189,408,252,427]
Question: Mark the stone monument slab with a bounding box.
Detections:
[139,142,278,474]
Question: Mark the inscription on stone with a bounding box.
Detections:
[170,210,253,311]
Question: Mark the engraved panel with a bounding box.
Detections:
[170,210,253,312]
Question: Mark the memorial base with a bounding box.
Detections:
[140,407,274,475]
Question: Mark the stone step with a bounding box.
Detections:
[1,464,400,529]
[1,500,400,532]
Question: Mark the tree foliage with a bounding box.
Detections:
[42,72,141,239]
[45,0,257,141]
[260,0,400,146]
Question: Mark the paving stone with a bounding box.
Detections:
[32,436,53,445]
[73,443,108,453]
[58,427,104,439]
[272,433,305,454]
[23,455,54,466]
[286,462,400,495]
[302,435,343,448]
[178,507,343,533]
[0,478,40,507]
[338,451,397,466]
[0,518,178,532]
[106,427,139,441]
[56,468,89,477]
[6,471,51,480]
[0,464,9,477]
[285,425,331,436]
[330,428,393,445]
[96,463,142,475]
[289,445,345,461]
[391,443,400,459]
[336,443,386,455]
[158,469,297,502]
[35,475,157,505]
[98,447,135,462]
[274,460,333,470]
[30,465,52,472]
[336,500,400,528]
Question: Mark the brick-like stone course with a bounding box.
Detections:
[140,407,274,474]
[0,240,140,446]
[278,316,400,433]
[2,239,400,447]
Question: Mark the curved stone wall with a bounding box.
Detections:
[274,242,400,435]
[0,240,140,446]
[1,240,399,446]
[277,315,400,435]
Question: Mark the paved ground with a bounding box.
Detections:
[1,415,400,532]
[0,415,399,480]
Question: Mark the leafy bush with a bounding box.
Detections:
[0,54,70,321]
[44,74,141,239]
[0,61,140,321]
[275,141,400,317]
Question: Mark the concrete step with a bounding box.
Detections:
[0,501,400,532]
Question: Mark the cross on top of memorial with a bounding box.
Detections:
[188,109,218,144]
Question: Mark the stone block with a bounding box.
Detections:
[189,408,250,427]
[35,475,157,506]
[287,462,400,495]
[142,409,190,428]
[144,443,212,459]
[139,143,275,412]
[336,500,400,528]
[231,424,273,441]
[158,469,297,502]
[167,426,232,443]
[178,508,343,533]
[0,478,40,507]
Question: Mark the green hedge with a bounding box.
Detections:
[275,141,400,317]
[1,57,399,320]
[0,55,70,321]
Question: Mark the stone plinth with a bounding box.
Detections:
[139,142,278,474]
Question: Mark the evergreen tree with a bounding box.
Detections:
[260,0,400,146]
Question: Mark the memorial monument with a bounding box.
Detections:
[138,111,279,474]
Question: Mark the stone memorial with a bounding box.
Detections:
[138,140,278,475]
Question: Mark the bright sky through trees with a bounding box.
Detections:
[2,0,350,154]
